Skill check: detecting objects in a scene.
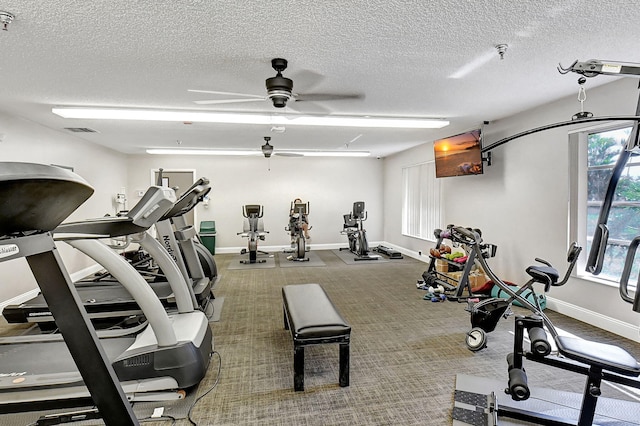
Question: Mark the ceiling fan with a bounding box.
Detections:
[261,137,302,157]
[189,58,363,109]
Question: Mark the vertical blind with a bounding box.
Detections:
[402,161,441,240]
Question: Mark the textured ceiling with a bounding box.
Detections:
[0,1,639,157]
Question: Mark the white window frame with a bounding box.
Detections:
[402,161,442,241]
[569,122,638,292]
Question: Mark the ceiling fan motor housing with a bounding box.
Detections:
[266,75,293,108]
[262,137,274,157]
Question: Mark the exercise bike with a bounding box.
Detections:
[285,201,310,262]
[340,201,377,261]
[237,204,269,264]
[446,226,581,352]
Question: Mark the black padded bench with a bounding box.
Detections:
[282,283,351,391]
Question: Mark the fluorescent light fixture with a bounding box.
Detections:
[146,149,258,156]
[280,151,370,157]
[52,107,449,129]
[146,148,370,157]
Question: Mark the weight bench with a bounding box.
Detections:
[282,283,351,391]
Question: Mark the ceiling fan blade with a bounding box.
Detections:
[294,93,364,102]
[188,89,264,99]
[286,99,330,115]
[274,152,304,157]
[193,98,266,105]
[290,69,326,93]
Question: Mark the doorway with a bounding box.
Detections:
[152,169,197,226]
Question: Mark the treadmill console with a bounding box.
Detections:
[128,186,177,228]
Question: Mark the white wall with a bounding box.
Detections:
[0,111,128,304]
[3,78,639,340]
[384,77,640,337]
[126,155,384,251]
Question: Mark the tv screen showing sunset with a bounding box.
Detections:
[434,129,483,178]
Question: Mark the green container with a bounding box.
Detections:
[199,221,216,255]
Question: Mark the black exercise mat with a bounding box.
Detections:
[226,253,276,270]
[277,250,326,267]
[331,249,387,265]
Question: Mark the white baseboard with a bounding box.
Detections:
[215,242,354,254]
[0,263,104,316]
[546,296,640,343]
[375,241,430,263]
[215,241,432,262]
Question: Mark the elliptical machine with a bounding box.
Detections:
[238,204,269,264]
[340,201,377,261]
[286,201,310,261]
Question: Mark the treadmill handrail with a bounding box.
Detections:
[68,239,178,347]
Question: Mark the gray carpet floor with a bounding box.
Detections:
[1,250,640,425]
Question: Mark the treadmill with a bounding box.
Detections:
[0,162,137,424]
[0,180,213,412]
[3,178,218,329]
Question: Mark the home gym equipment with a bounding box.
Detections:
[0,162,137,424]
[285,201,310,261]
[0,180,213,413]
[421,225,496,301]
[454,234,640,425]
[445,226,581,352]
[339,201,378,261]
[237,204,269,264]
[560,61,640,275]
[3,177,218,329]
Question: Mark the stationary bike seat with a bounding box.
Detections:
[525,265,559,292]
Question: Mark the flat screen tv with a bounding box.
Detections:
[433,129,483,178]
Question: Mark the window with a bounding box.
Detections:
[402,161,441,240]
[575,125,640,287]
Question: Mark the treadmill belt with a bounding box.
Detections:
[0,338,135,390]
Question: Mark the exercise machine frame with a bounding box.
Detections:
[339,201,377,261]
[447,226,581,352]
[238,204,269,264]
[285,202,310,262]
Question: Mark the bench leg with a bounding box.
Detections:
[294,345,305,391]
[283,306,289,330]
[339,343,350,387]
